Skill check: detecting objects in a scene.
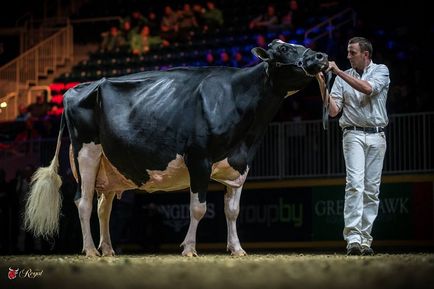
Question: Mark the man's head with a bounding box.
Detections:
[347,37,372,71]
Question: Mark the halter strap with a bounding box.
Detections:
[274,48,316,77]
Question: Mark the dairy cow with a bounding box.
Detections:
[25,40,328,256]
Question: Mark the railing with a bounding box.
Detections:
[0,25,73,121]
[304,7,357,44]
[249,112,434,179]
[1,112,433,182]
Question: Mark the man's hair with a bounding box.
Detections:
[348,37,373,58]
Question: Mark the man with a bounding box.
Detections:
[325,37,390,256]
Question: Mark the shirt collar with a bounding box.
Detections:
[351,60,374,77]
[364,60,373,73]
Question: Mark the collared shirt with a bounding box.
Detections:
[330,61,390,128]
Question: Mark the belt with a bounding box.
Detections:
[343,126,384,133]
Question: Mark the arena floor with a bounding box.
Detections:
[1,253,434,289]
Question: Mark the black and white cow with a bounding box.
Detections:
[24,40,328,257]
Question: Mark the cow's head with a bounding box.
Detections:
[252,39,329,95]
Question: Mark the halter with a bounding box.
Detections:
[273,48,316,77]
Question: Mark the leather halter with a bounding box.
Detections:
[273,48,316,77]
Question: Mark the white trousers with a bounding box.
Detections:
[342,130,387,247]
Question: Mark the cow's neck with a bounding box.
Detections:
[230,63,286,145]
[233,62,286,122]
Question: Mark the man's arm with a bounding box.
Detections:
[328,91,340,118]
[327,61,372,95]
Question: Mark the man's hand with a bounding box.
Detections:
[326,61,342,75]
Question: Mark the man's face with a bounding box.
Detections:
[347,43,367,71]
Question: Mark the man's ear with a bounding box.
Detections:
[251,47,270,61]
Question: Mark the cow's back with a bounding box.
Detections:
[63,68,244,187]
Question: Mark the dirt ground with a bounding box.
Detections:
[1,253,434,289]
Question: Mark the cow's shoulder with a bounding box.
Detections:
[197,72,239,133]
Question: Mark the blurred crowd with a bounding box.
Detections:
[99,1,224,55]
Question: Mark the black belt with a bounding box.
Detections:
[344,126,384,133]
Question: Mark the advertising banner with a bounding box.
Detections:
[130,181,433,244]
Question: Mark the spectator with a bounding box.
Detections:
[27,95,50,120]
[120,18,137,44]
[280,0,303,30]
[202,1,224,33]
[130,25,169,55]
[179,4,199,40]
[100,26,126,51]
[160,5,180,42]
[249,4,279,31]
[192,4,206,28]
[16,103,30,122]
[130,10,147,29]
[145,11,160,33]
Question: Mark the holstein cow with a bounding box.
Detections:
[25,40,328,257]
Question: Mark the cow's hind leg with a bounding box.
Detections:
[225,186,246,256]
[74,142,102,257]
[181,157,210,257]
[97,191,116,256]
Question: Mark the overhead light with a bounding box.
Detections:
[0,102,7,108]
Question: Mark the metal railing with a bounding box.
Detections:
[304,7,357,44]
[0,25,73,121]
[249,112,434,179]
[1,112,433,182]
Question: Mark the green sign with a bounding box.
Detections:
[312,183,414,241]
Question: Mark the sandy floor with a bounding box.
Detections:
[1,253,434,289]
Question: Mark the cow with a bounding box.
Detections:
[24,39,328,257]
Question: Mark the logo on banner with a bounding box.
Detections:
[159,203,216,232]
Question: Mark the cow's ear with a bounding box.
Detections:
[251,47,270,61]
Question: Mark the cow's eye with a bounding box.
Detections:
[279,46,289,53]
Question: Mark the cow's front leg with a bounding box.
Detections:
[180,191,207,257]
[225,186,246,256]
[181,157,211,257]
[75,143,102,257]
[97,191,116,256]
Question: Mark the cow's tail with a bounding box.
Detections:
[24,113,66,238]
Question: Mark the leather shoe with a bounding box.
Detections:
[361,246,375,256]
[346,243,362,256]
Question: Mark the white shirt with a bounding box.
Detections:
[330,61,390,128]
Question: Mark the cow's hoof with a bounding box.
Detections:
[102,249,115,257]
[99,243,115,257]
[182,251,198,257]
[180,242,198,257]
[84,248,101,257]
[230,249,247,257]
